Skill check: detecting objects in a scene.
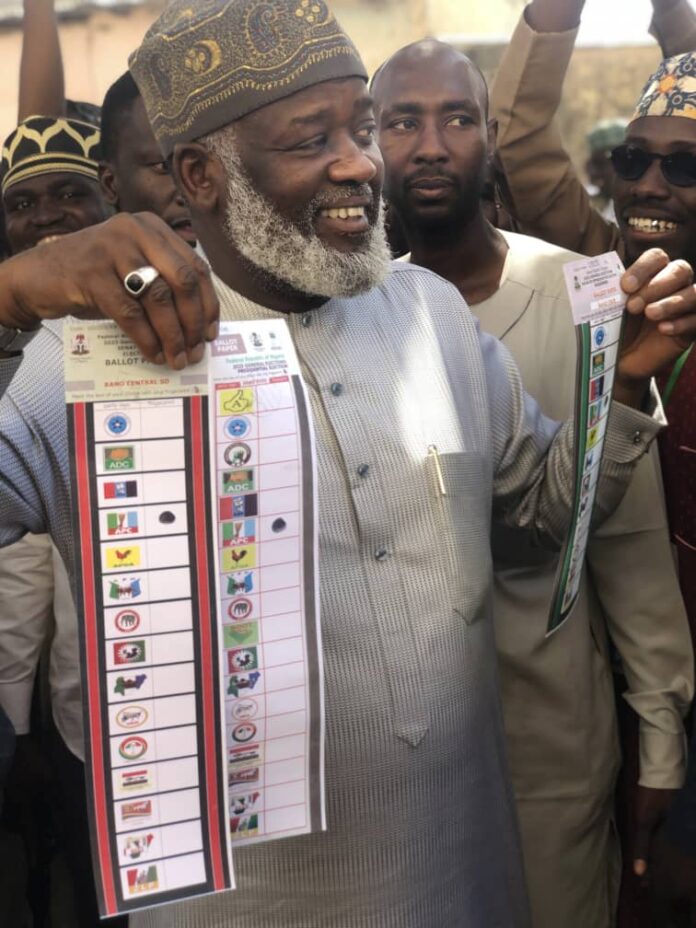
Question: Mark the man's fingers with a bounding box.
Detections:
[633,824,654,878]
[90,278,165,364]
[625,256,694,314]
[622,247,671,298]
[634,858,648,878]
[128,213,218,352]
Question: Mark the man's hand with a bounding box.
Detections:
[1,212,219,370]
[650,0,682,14]
[615,248,696,406]
[633,785,678,879]
[525,0,586,33]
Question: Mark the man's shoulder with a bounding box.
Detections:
[501,231,582,300]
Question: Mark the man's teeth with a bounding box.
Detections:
[628,217,678,233]
[38,234,65,245]
[321,206,366,220]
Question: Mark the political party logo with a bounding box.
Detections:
[222,519,256,547]
[109,577,142,600]
[104,445,135,471]
[119,735,148,761]
[593,326,606,349]
[220,494,258,520]
[113,639,146,666]
[116,705,149,729]
[105,413,131,437]
[588,401,601,428]
[126,864,158,894]
[106,546,141,570]
[223,622,258,648]
[104,480,138,500]
[228,646,258,673]
[219,387,254,415]
[591,351,606,376]
[224,442,252,467]
[121,799,152,823]
[227,597,253,621]
[223,416,250,440]
[584,450,595,471]
[119,768,152,792]
[230,814,259,839]
[589,375,605,402]
[123,833,154,861]
[231,722,257,744]
[71,331,90,356]
[231,698,258,721]
[230,792,260,816]
[229,742,262,766]
[229,766,260,787]
[113,673,147,697]
[222,545,256,571]
[114,608,141,633]
[107,511,139,536]
[227,671,261,697]
[221,469,255,495]
[226,572,254,596]
[586,424,601,451]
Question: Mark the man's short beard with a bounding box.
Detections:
[202,126,391,299]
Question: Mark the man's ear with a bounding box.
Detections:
[173,143,223,214]
[99,161,120,209]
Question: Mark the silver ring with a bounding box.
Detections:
[123,265,160,298]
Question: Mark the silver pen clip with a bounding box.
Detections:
[428,444,447,497]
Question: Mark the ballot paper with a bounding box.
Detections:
[547,252,626,634]
[65,320,324,918]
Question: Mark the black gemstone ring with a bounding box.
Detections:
[123,265,160,298]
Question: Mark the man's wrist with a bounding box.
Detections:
[613,377,650,410]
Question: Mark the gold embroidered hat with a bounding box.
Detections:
[129,0,368,158]
[633,52,696,121]
[1,115,101,195]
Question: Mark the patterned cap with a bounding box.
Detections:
[129,0,368,159]
[633,52,696,121]
[1,115,101,196]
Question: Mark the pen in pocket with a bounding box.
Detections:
[428,444,447,497]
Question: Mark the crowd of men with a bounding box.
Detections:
[2,0,696,926]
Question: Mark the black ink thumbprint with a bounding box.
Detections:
[272,518,287,533]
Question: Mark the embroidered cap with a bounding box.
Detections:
[1,115,101,195]
[633,52,696,121]
[129,0,368,159]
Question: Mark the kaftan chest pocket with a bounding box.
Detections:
[433,451,493,625]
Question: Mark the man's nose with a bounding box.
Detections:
[32,198,65,226]
[413,124,448,164]
[631,158,671,201]
[327,136,379,186]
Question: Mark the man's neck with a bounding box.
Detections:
[406,211,509,306]
[201,227,328,315]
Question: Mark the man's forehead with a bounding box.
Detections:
[374,43,485,107]
[239,76,372,131]
[5,171,91,198]
[627,115,696,149]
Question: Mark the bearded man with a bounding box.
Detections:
[1,1,696,926]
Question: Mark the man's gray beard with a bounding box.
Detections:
[204,128,391,299]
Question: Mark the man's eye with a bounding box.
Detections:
[150,161,170,175]
[295,135,326,152]
[389,118,418,131]
[446,115,474,128]
[59,190,76,200]
[356,124,377,142]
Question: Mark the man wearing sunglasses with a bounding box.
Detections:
[491,0,696,919]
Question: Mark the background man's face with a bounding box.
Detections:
[231,77,383,255]
[3,171,107,254]
[614,115,696,268]
[100,96,196,246]
[376,49,489,234]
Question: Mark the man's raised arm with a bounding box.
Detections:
[490,0,621,257]
[650,0,696,59]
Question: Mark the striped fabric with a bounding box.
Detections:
[0,262,659,927]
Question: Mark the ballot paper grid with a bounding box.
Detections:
[70,397,231,916]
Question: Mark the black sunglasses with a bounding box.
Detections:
[611,144,696,187]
